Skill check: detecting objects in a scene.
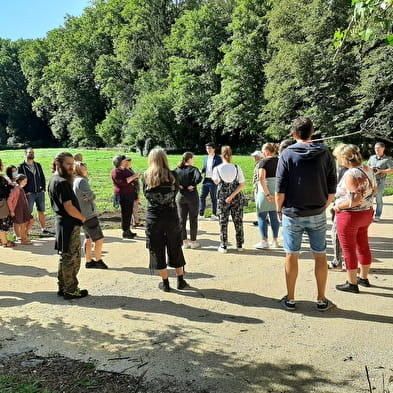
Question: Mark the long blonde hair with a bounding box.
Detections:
[221,145,232,163]
[144,148,174,188]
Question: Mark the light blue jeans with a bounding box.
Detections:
[257,211,279,239]
[282,212,327,254]
[374,179,385,218]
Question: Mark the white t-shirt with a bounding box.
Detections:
[205,156,214,178]
[212,163,245,184]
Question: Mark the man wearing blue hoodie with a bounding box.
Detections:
[275,117,337,312]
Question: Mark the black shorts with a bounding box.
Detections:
[83,216,104,242]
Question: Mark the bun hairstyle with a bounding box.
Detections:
[178,152,194,168]
[278,139,294,154]
[221,145,232,162]
[15,174,27,184]
[339,144,363,166]
[262,142,278,155]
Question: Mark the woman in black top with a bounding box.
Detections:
[175,152,202,249]
[0,159,14,247]
[143,148,189,292]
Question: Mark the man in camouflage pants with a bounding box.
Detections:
[48,152,88,300]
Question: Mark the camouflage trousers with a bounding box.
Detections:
[217,201,244,248]
[58,226,81,294]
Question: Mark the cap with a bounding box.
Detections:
[251,150,262,157]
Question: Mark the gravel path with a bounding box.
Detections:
[1,197,392,393]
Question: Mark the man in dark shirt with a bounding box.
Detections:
[18,148,54,236]
[275,117,337,312]
[48,152,87,300]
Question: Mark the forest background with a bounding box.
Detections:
[0,0,393,154]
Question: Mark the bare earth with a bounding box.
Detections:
[1,197,392,393]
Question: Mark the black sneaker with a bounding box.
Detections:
[41,229,55,236]
[336,281,359,293]
[177,279,190,290]
[94,259,108,269]
[85,260,97,268]
[280,295,296,311]
[63,288,89,299]
[357,277,371,287]
[122,231,136,239]
[159,282,171,292]
[316,298,336,312]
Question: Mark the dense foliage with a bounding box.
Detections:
[1,0,392,151]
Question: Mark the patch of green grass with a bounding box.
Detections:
[0,375,57,393]
[0,148,258,219]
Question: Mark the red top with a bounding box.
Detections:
[111,168,137,195]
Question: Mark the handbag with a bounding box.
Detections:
[0,198,10,219]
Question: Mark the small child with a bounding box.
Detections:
[7,174,34,245]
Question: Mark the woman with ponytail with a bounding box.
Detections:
[175,152,202,249]
[334,144,377,293]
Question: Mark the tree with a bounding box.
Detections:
[209,0,270,144]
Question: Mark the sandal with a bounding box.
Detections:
[3,241,16,248]
[21,240,33,245]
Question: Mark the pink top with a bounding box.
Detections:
[7,186,22,213]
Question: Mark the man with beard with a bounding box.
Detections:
[48,152,88,300]
[18,148,54,236]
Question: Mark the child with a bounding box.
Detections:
[7,174,34,245]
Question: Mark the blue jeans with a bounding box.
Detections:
[199,181,218,216]
[27,191,45,213]
[282,212,327,254]
[374,179,385,218]
[257,211,279,239]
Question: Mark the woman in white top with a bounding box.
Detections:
[334,144,377,293]
[212,145,245,253]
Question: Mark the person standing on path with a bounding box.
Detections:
[251,150,263,226]
[367,142,393,222]
[275,116,337,312]
[212,145,245,253]
[199,142,222,220]
[17,148,53,236]
[334,144,377,293]
[175,152,202,250]
[73,161,107,270]
[111,155,140,239]
[48,152,88,300]
[143,148,189,292]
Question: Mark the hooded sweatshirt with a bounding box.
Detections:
[275,142,337,217]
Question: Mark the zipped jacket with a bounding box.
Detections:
[17,161,46,194]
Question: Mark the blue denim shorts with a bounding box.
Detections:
[282,212,327,254]
[27,192,46,213]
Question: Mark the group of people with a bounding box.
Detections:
[3,118,391,306]
[0,148,54,248]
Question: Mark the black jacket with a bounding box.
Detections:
[17,161,46,194]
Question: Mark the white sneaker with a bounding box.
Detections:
[210,214,218,221]
[237,247,244,252]
[254,241,269,249]
[270,241,279,248]
[218,246,227,253]
[182,242,190,249]
[373,216,380,222]
[190,242,200,249]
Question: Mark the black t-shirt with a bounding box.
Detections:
[48,174,81,226]
[258,157,278,178]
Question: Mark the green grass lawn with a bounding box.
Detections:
[2,148,391,219]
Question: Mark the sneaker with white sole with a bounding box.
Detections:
[182,242,190,249]
[190,242,200,249]
[237,247,244,252]
[280,295,296,311]
[270,241,279,248]
[316,298,336,312]
[218,245,227,253]
[210,214,218,221]
[254,241,269,249]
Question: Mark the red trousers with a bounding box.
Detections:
[336,209,373,270]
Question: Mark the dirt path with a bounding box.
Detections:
[1,198,393,393]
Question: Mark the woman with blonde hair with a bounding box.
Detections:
[175,152,202,249]
[212,145,245,252]
[334,144,377,293]
[254,143,280,249]
[73,161,107,269]
[143,148,188,292]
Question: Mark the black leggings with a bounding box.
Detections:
[119,194,135,232]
